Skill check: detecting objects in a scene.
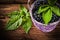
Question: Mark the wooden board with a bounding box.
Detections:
[0,4,60,40]
[0,0,34,4]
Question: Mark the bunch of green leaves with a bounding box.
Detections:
[38,0,60,25]
[6,5,32,33]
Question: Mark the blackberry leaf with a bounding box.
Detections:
[51,6,60,16]
[42,9,52,24]
[38,5,49,14]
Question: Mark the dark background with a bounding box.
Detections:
[0,0,60,40]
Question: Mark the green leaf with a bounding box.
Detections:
[42,9,52,24]
[19,10,25,17]
[48,0,57,5]
[22,17,32,33]
[51,6,60,16]
[38,5,49,14]
[20,5,30,17]
[6,15,22,30]
[20,5,30,16]
[20,5,27,14]
[6,5,32,34]
[22,7,28,14]
[26,12,30,17]
[8,11,19,17]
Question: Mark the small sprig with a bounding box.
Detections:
[6,5,32,33]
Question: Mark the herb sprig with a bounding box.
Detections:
[6,5,32,33]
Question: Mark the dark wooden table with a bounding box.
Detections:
[0,0,60,40]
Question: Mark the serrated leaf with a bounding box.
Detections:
[42,9,52,24]
[51,6,60,16]
[38,5,49,14]
[6,15,22,30]
[48,0,57,5]
[22,17,32,33]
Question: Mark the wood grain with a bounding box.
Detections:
[0,0,34,4]
[0,4,60,40]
